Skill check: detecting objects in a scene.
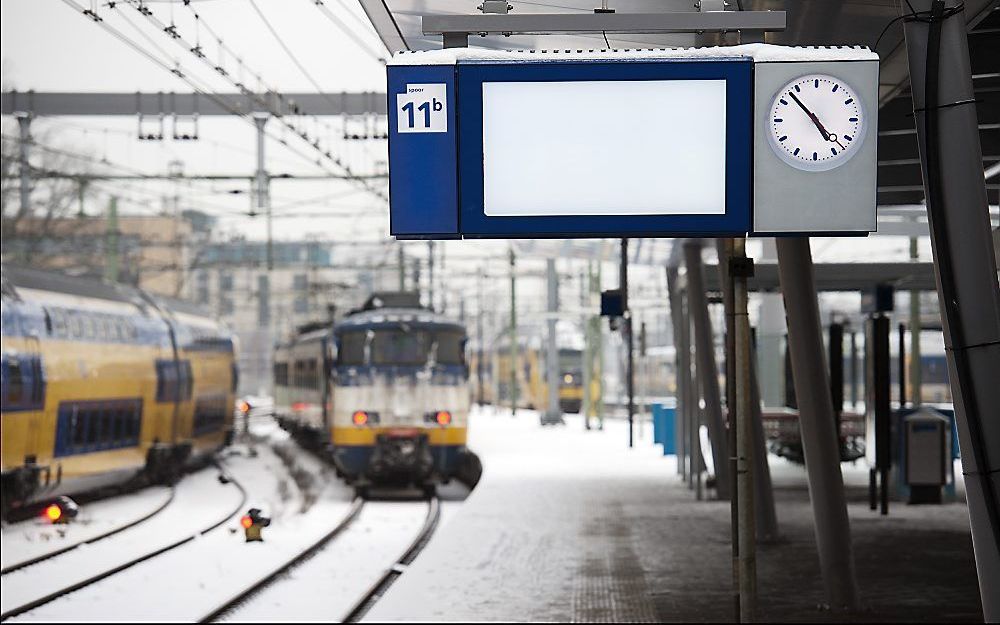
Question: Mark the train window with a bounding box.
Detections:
[179,360,193,400]
[273,362,289,386]
[372,330,428,365]
[87,410,100,444]
[51,309,68,337]
[434,331,466,365]
[337,332,366,366]
[69,313,83,339]
[5,357,24,405]
[72,408,86,446]
[102,317,115,341]
[112,409,124,443]
[125,410,139,438]
[101,409,113,443]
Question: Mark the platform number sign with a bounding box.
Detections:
[396,83,447,133]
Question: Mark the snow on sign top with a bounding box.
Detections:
[388,44,879,66]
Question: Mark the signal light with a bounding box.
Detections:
[352,410,369,426]
[239,400,251,414]
[240,515,254,529]
[43,503,63,523]
[435,411,452,426]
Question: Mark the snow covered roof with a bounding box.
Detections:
[388,44,877,66]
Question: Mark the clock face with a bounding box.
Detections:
[767,74,866,172]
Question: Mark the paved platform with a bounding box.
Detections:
[366,408,983,622]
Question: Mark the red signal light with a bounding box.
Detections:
[239,401,251,414]
[352,411,369,426]
[43,503,63,523]
[292,402,308,411]
[435,411,452,426]
[240,515,254,529]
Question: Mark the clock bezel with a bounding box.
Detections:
[765,73,868,173]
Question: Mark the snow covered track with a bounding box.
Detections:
[0,487,177,576]
[198,497,365,623]
[341,496,441,623]
[0,466,247,622]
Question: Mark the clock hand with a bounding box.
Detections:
[787,91,833,142]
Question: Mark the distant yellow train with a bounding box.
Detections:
[470,334,595,415]
[1,266,236,515]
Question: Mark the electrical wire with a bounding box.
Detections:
[307,0,388,63]
[128,0,387,199]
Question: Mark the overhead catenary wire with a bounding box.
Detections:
[65,0,386,200]
[307,0,388,63]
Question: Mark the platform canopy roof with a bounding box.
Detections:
[359,0,998,209]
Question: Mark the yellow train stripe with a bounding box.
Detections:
[332,426,468,446]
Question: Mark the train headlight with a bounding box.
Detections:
[563,373,573,385]
[435,411,452,426]
[352,410,369,426]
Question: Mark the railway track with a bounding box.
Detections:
[198,497,366,622]
[200,496,441,623]
[0,487,176,576]
[342,496,441,623]
[0,467,247,622]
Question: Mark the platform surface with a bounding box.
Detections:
[367,407,983,622]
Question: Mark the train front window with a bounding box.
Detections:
[373,330,428,365]
[338,327,465,366]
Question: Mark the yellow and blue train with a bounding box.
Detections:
[1,266,236,515]
[472,329,591,415]
[275,293,471,495]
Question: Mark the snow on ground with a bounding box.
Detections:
[2,467,243,618]
[365,406,676,622]
[1,486,173,570]
[10,432,355,622]
[225,500,430,622]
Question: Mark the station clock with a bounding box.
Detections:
[766,73,867,172]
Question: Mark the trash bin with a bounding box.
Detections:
[651,403,676,456]
[903,408,950,504]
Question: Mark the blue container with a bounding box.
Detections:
[652,403,676,455]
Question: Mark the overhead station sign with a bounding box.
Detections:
[387,45,878,239]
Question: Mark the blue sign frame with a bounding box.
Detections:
[388,58,753,239]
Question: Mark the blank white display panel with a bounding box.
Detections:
[482,79,727,217]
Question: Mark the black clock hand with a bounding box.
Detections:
[787,91,832,141]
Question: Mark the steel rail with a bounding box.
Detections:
[341,496,442,623]
[198,497,366,622]
[0,468,247,622]
[0,486,176,576]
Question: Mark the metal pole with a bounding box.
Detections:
[16,112,31,220]
[509,247,518,417]
[756,240,785,409]
[850,330,859,410]
[583,262,594,429]
[718,240,779,542]
[910,239,923,407]
[898,322,907,408]
[252,114,271,271]
[830,322,845,451]
[104,196,119,283]
[776,237,860,611]
[428,240,436,311]
[717,239,741,622]
[477,267,485,406]
[733,237,757,622]
[684,241,731,500]
[902,2,1000,615]
[398,246,406,291]
[595,260,605,429]
[689,294,703,500]
[622,239,634,448]
[666,267,688,477]
[544,258,563,424]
